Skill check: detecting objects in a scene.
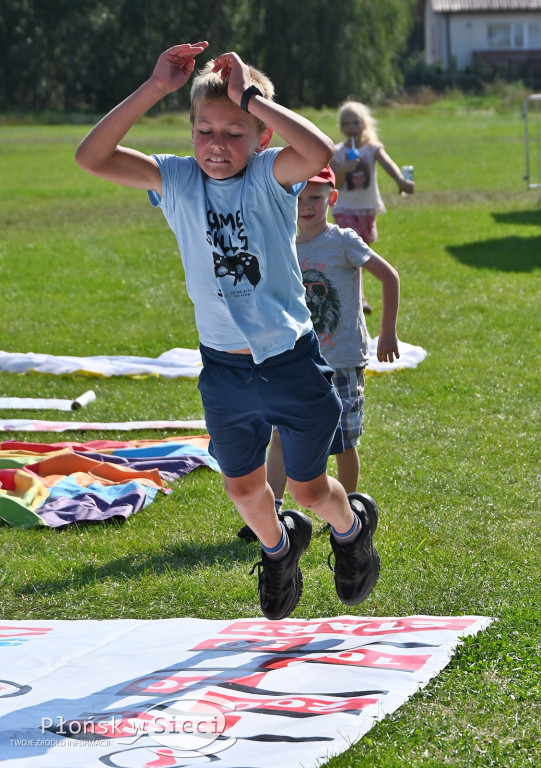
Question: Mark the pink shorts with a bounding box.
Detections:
[333,211,377,244]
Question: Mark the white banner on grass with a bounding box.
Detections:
[0,615,490,768]
[0,349,203,378]
[0,419,206,432]
[0,337,426,381]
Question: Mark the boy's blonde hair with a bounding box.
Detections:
[190,61,275,133]
[338,101,379,146]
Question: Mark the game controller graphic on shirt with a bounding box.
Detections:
[213,251,261,287]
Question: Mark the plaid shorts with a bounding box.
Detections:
[332,366,365,449]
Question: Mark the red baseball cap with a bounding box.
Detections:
[308,165,335,188]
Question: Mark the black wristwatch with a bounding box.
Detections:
[240,85,263,112]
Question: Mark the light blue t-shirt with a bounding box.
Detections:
[148,147,312,364]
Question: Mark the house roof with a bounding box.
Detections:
[431,0,541,11]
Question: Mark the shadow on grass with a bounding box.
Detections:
[491,210,541,227]
[447,234,541,272]
[447,209,541,272]
[19,538,259,596]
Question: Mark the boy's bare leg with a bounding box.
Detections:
[223,465,282,549]
[289,470,380,606]
[288,472,354,533]
[269,435,360,498]
[266,430,287,501]
[226,465,312,621]
[335,447,360,494]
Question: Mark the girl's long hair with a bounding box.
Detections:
[338,101,379,146]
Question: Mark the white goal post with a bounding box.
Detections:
[523,94,541,191]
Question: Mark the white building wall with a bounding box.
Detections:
[425,2,446,65]
[425,4,541,70]
[450,13,541,69]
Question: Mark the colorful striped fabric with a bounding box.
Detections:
[0,436,219,529]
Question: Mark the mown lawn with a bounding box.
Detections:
[0,93,539,766]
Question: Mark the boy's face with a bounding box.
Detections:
[297,181,337,237]
[192,97,272,179]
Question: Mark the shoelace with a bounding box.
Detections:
[250,557,291,597]
[327,537,360,578]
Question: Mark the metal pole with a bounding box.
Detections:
[523,94,541,192]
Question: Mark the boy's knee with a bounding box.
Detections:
[289,475,329,509]
[223,473,265,506]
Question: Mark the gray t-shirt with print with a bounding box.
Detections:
[296,224,375,368]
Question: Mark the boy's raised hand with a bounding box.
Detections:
[151,42,209,94]
[212,52,251,106]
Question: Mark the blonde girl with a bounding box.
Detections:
[330,101,413,313]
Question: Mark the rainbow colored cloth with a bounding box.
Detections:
[0,436,219,529]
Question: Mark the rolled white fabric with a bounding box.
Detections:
[0,390,97,412]
[71,390,96,410]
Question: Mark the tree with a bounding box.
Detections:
[0,0,415,113]
[250,0,415,108]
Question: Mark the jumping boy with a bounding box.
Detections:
[76,42,381,619]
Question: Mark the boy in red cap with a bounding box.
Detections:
[265,164,400,509]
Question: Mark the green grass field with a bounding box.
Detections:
[0,94,539,766]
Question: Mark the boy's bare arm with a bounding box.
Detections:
[376,147,415,195]
[213,52,334,188]
[76,42,208,191]
[363,253,400,363]
[257,101,334,188]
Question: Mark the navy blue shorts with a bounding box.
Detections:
[198,331,343,480]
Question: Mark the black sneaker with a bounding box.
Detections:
[362,298,373,315]
[237,523,258,542]
[328,492,380,605]
[250,510,312,620]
